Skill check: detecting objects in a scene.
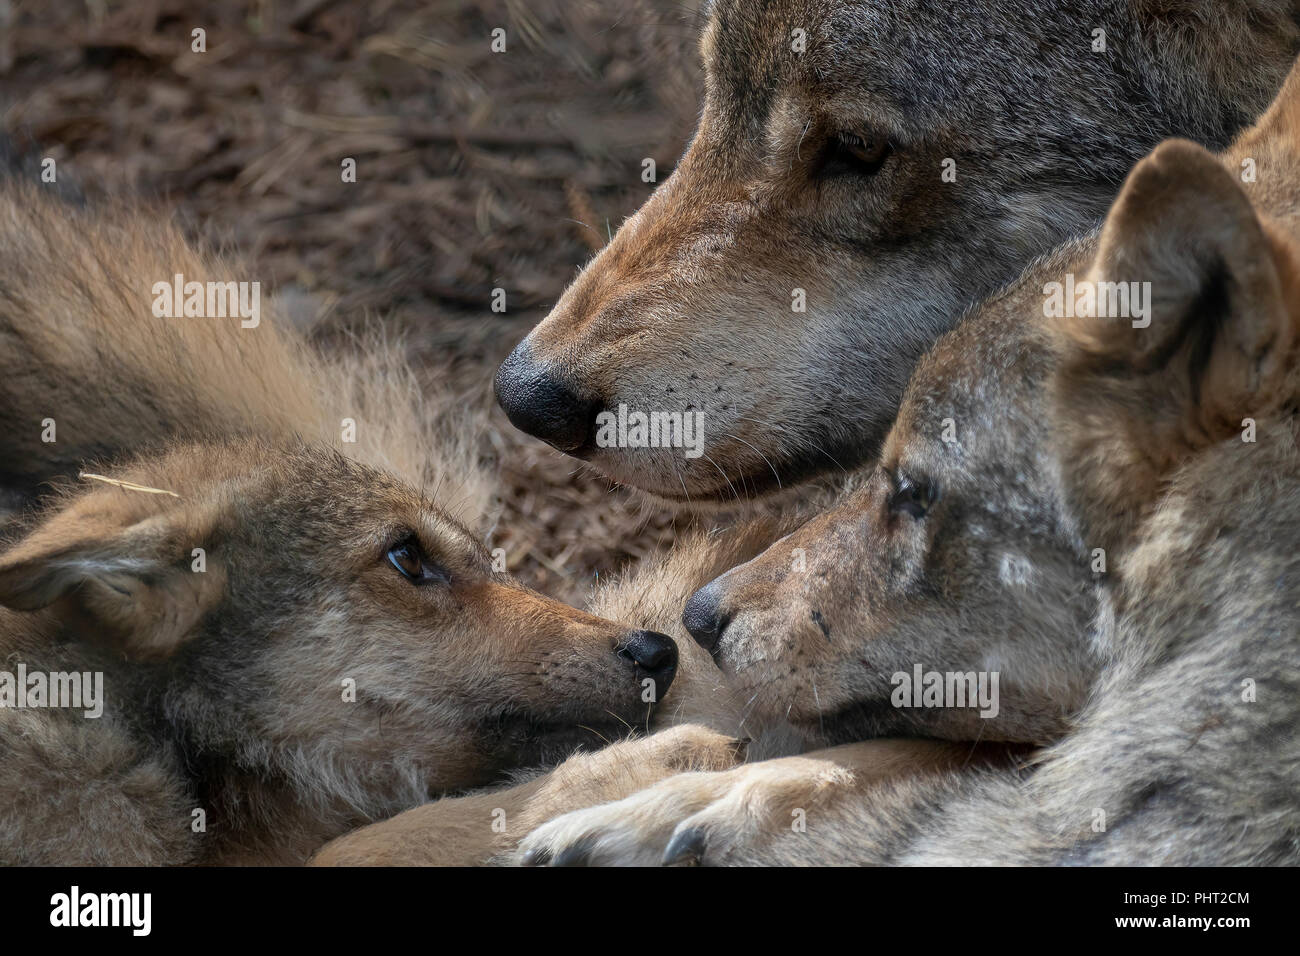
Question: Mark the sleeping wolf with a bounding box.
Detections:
[495,0,1300,500]
[515,59,1300,866]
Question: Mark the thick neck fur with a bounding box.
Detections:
[161,665,440,865]
[0,606,436,864]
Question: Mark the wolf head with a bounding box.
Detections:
[673,56,1300,748]
[0,439,679,818]
[495,0,1299,499]
[675,271,1103,746]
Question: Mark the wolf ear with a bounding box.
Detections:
[1057,138,1299,446]
[0,491,225,658]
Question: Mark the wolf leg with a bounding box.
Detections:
[516,739,1016,866]
[309,724,746,865]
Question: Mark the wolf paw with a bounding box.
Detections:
[517,755,852,866]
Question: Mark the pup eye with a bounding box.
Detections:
[824,130,892,177]
[386,536,448,585]
[888,473,938,519]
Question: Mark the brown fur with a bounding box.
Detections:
[310,724,749,866]
[0,180,492,528]
[1052,68,1300,552]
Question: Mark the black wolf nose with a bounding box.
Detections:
[494,339,599,453]
[683,580,729,653]
[616,629,679,698]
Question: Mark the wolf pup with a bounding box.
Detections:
[495,0,1300,500]
[515,63,1300,866]
[0,184,701,865]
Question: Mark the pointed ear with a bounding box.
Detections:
[1051,138,1300,551]
[1227,51,1300,165]
[1056,138,1300,447]
[0,490,226,658]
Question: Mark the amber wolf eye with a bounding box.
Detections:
[822,130,893,177]
[386,535,450,585]
[888,472,939,519]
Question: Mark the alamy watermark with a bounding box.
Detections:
[50,886,150,936]
[0,664,103,718]
[1043,272,1151,328]
[595,403,705,459]
[891,663,1000,718]
[152,273,260,328]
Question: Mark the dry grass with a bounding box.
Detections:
[0,0,781,602]
[78,472,182,498]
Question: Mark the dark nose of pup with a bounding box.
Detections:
[494,339,598,453]
[683,579,729,653]
[616,629,679,700]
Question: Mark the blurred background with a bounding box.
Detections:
[0,0,754,602]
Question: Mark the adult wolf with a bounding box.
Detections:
[496,0,1300,499]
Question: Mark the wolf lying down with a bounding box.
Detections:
[504,63,1300,866]
[0,182,804,865]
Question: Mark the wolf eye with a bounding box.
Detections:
[824,131,892,177]
[888,473,938,519]
[386,536,448,585]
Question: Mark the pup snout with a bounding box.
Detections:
[616,629,678,699]
[683,578,731,653]
[494,339,599,453]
